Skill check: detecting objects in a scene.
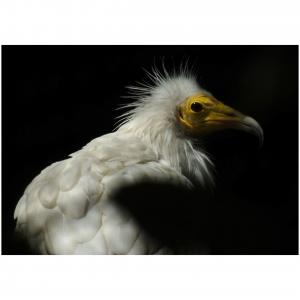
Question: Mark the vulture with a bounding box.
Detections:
[14,69,263,255]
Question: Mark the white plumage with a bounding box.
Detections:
[14,69,263,254]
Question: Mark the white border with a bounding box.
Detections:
[0,0,300,44]
[0,256,299,300]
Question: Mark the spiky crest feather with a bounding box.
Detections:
[116,66,215,187]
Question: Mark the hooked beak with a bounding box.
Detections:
[201,104,264,147]
[236,116,264,147]
[177,94,264,147]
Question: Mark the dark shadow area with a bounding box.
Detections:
[114,182,212,254]
[113,129,291,255]
[9,233,37,255]
[1,45,298,254]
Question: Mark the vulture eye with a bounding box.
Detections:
[191,102,203,112]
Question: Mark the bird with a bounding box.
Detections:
[14,67,263,255]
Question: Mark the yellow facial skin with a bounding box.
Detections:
[177,93,264,144]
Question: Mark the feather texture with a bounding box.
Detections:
[14,72,214,254]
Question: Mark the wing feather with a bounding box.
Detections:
[15,136,192,254]
[15,155,107,254]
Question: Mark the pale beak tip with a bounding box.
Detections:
[243,116,264,148]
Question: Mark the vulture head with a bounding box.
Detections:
[118,70,263,188]
[176,93,263,142]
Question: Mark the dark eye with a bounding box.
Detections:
[191,102,203,112]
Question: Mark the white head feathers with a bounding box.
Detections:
[117,69,215,187]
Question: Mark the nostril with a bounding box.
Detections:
[226,111,236,117]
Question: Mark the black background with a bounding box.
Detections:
[2,46,298,254]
